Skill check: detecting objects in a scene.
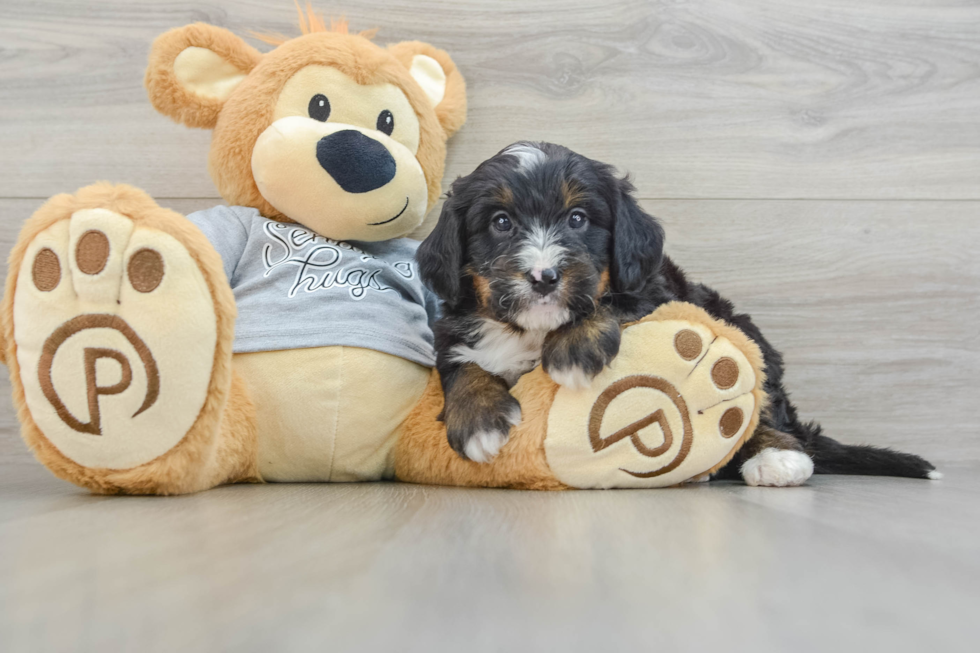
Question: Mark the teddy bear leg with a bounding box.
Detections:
[0,183,254,494]
[543,302,768,489]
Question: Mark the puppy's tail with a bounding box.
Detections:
[798,421,939,480]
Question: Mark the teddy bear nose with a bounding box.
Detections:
[316,130,397,194]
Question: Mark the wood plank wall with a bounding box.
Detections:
[1,0,977,465]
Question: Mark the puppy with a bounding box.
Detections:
[417,142,937,485]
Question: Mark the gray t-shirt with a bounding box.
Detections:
[186,205,438,367]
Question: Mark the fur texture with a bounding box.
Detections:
[3,13,467,495]
[3,11,468,495]
[417,142,936,481]
[145,23,263,129]
[2,184,252,494]
[394,302,767,488]
[145,21,466,223]
[395,367,568,490]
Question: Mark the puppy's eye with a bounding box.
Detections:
[377,110,395,135]
[568,210,588,229]
[308,94,331,122]
[491,212,513,233]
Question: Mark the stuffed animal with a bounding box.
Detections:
[0,9,765,494]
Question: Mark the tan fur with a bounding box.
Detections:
[144,21,465,222]
[4,13,770,493]
[561,180,584,209]
[469,270,492,310]
[145,23,262,129]
[2,184,253,494]
[395,368,568,490]
[736,425,804,460]
[395,302,767,490]
[3,13,466,495]
[253,4,379,45]
[629,302,768,476]
[494,185,514,207]
[387,40,467,139]
[596,268,610,296]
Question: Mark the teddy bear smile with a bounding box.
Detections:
[368,196,410,226]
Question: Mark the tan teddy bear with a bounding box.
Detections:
[0,11,766,494]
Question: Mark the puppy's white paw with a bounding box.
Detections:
[548,365,594,391]
[463,405,520,464]
[927,470,943,480]
[464,429,510,464]
[687,473,712,484]
[741,448,814,487]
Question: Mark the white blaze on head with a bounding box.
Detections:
[504,143,547,174]
[518,225,565,280]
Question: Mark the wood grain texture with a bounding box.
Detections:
[2,0,980,199]
[646,199,980,463]
[1,461,978,652]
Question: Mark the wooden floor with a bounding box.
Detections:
[1,461,978,652]
[1,1,978,650]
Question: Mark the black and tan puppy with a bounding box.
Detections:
[417,142,937,485]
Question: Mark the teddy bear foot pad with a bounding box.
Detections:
[544,308,764,489]
[11,200,219,472]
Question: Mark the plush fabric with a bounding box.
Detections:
[2,184,241,495]
[184,205,439,363]
[2,10,763,496]
[234,346,429,482]
[250,115,429,241]
[396,367,568,490]
[192,27,464,222]
[1,13,470,495]
[13,208,218,470]
[394,303,765,490]
[544,306,764,488]
[173,47,249,102]
[145,24,262,129]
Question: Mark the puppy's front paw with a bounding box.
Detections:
[546,365,595,391]
[542,316,621,391]
[741,448,814,487]
[444,392,522,464]
[462,429,510,464]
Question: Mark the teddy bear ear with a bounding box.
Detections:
[145,23,262,129]
[388,41,467,138]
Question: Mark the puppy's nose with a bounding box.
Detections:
[526,267,561,295]
[316,130,396,193]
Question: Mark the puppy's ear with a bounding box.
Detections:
[417,192,467,305]
[610,179,665,294]
[145,23,262,129]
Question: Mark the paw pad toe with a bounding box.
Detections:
[673,329,703,360]
[127,249,165,293]
[75,230,110,275]
[32,248,61,292]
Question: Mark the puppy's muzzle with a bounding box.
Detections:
[316,130,396,193]
[526,267,561,296]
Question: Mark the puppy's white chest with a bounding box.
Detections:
[449,319,547,385]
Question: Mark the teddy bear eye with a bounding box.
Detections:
[308,94,330,122]
[377,110,394,136]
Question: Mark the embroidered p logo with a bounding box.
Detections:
[38,314,160,435]
[544,318,759,488]
[587,375,693,478]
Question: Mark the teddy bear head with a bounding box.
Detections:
[145,9,466,241]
